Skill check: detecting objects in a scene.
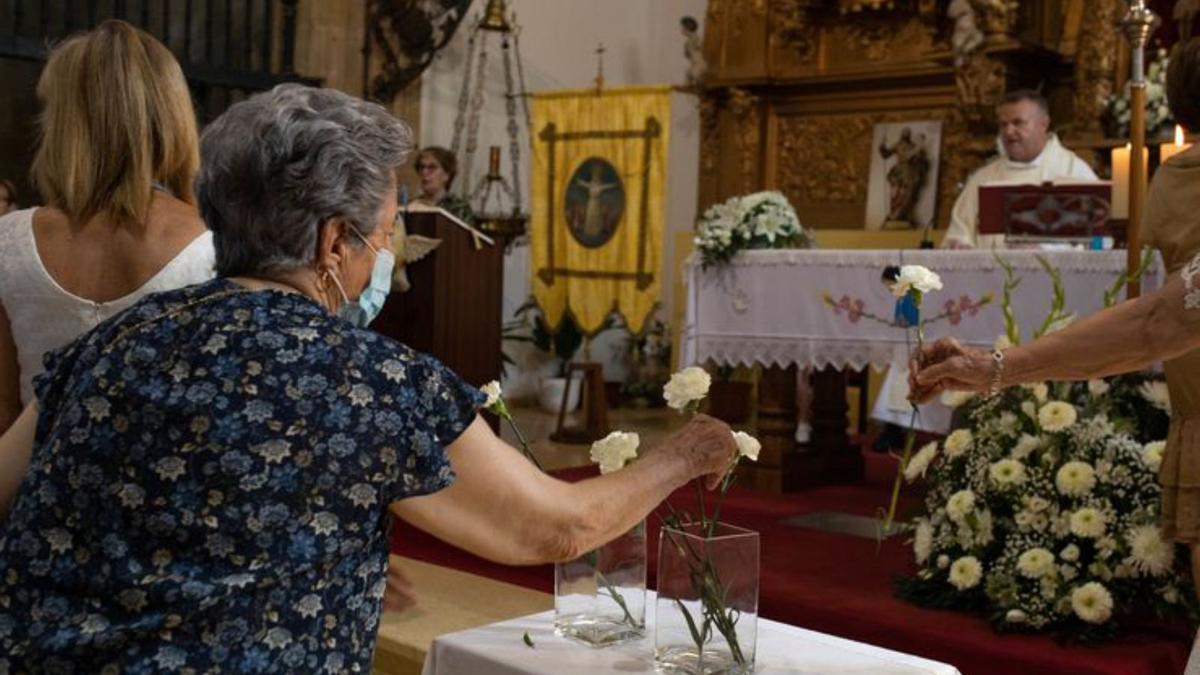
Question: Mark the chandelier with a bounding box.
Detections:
[449,0,531,238]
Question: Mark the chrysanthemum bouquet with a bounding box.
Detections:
[694,190,812,269]
[897,258,1196,642]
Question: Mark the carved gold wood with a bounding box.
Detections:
[1071,0,1121,135]
[728,88,764,195]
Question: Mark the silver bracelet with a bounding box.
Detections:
[986,349,1005,398]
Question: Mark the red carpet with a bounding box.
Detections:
[392,453,1191,675]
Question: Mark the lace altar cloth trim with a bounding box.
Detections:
[682,249,1164,370]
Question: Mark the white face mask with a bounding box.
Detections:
[326,228,395,327]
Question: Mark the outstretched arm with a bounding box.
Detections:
[911,266,1200,400]
[391,414,737,565]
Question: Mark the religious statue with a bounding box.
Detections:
[1178,0,1200,42]
[878,128,930,225]
[948,0,984,66]
[681,16,707,89]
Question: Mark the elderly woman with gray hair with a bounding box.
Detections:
[0,84,737,671]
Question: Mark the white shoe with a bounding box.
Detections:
[794,423,812,444]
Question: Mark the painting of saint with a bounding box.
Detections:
[865,120,942,231]
[564,157,625,248]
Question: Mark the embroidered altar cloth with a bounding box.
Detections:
[681,249,1163,371]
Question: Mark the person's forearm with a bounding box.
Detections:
[1000,278,1197,385]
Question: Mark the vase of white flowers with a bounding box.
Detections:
[653,366,762,674]
[1104,48,1174,140]
[694,190,812,269]
[554,431,648,646]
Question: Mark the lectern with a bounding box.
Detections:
[372,208,503,392]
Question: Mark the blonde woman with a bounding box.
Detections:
[0,20,215,434]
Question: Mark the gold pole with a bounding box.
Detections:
[1120,1,1159,299]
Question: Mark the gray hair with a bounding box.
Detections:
[196,84,413,276]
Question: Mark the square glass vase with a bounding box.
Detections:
[654,522,760,675]
[553,521,647,646]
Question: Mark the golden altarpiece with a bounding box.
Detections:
[695,0,1126,492]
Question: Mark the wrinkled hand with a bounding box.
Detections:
[663,413,739,490]
[382,554,418,613]
[908,338,993,403]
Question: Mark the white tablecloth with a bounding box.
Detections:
[420,591,960,675]
[681,249,1163,371]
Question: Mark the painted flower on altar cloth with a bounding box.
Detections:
[663,366,711,412]
[590,431,641,475]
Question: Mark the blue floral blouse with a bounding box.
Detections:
[0,278,484,673]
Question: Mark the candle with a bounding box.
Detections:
[489,146,501,175]
[1160,124,1191,164]
[1111,144,1147,220]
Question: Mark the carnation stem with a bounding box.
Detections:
[503,413,544,472]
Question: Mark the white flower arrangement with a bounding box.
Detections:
[1104,48,1175,140]
[694,190,812,268]
[898,376,1190,641]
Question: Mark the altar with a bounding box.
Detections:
[681,249,1164,492]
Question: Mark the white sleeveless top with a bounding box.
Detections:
[0,207,217,404]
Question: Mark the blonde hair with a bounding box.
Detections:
[32,20,199,227]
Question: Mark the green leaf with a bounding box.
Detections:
[522,631,535,648]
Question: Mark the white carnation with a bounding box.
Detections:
[892,265,943,297]
[913,519,933,565]
[1038,401,1078,432]
[732,430,761,461]
[480,381,502,409]
[944,429,973,459]
[589,431,640,474]
[904,441,939,482]
[1069,508,1107,539]
[1139,381,1171,412]
[1125,524,1174,577]
[946,489,976,522]
[1055,461,1097,497]
[663,366,712,412]
[948,556,983,590]
[1017,547,1056,579]
[1060,544,1080,562]
[989,459,1027,486]
[1142,441,1166,472]
[1087,379,1110,397]
[941,390,976,408]
[1011,434,1042,461]
[1071,582,1114,624]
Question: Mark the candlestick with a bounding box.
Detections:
[1110,144,1147,220]
[1160,124,1191,164]
[489,146,501,176]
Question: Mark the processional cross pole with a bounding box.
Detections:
[1120,0,1159,298]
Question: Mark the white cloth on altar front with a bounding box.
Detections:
[944,134,1099,250]
[420,590,961,675]
[681,249,1162,373]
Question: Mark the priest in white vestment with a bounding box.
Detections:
[872,90,1099,441]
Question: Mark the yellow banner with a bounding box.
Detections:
[530,86,669,336]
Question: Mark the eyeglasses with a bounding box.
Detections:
[416,163,441,172]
